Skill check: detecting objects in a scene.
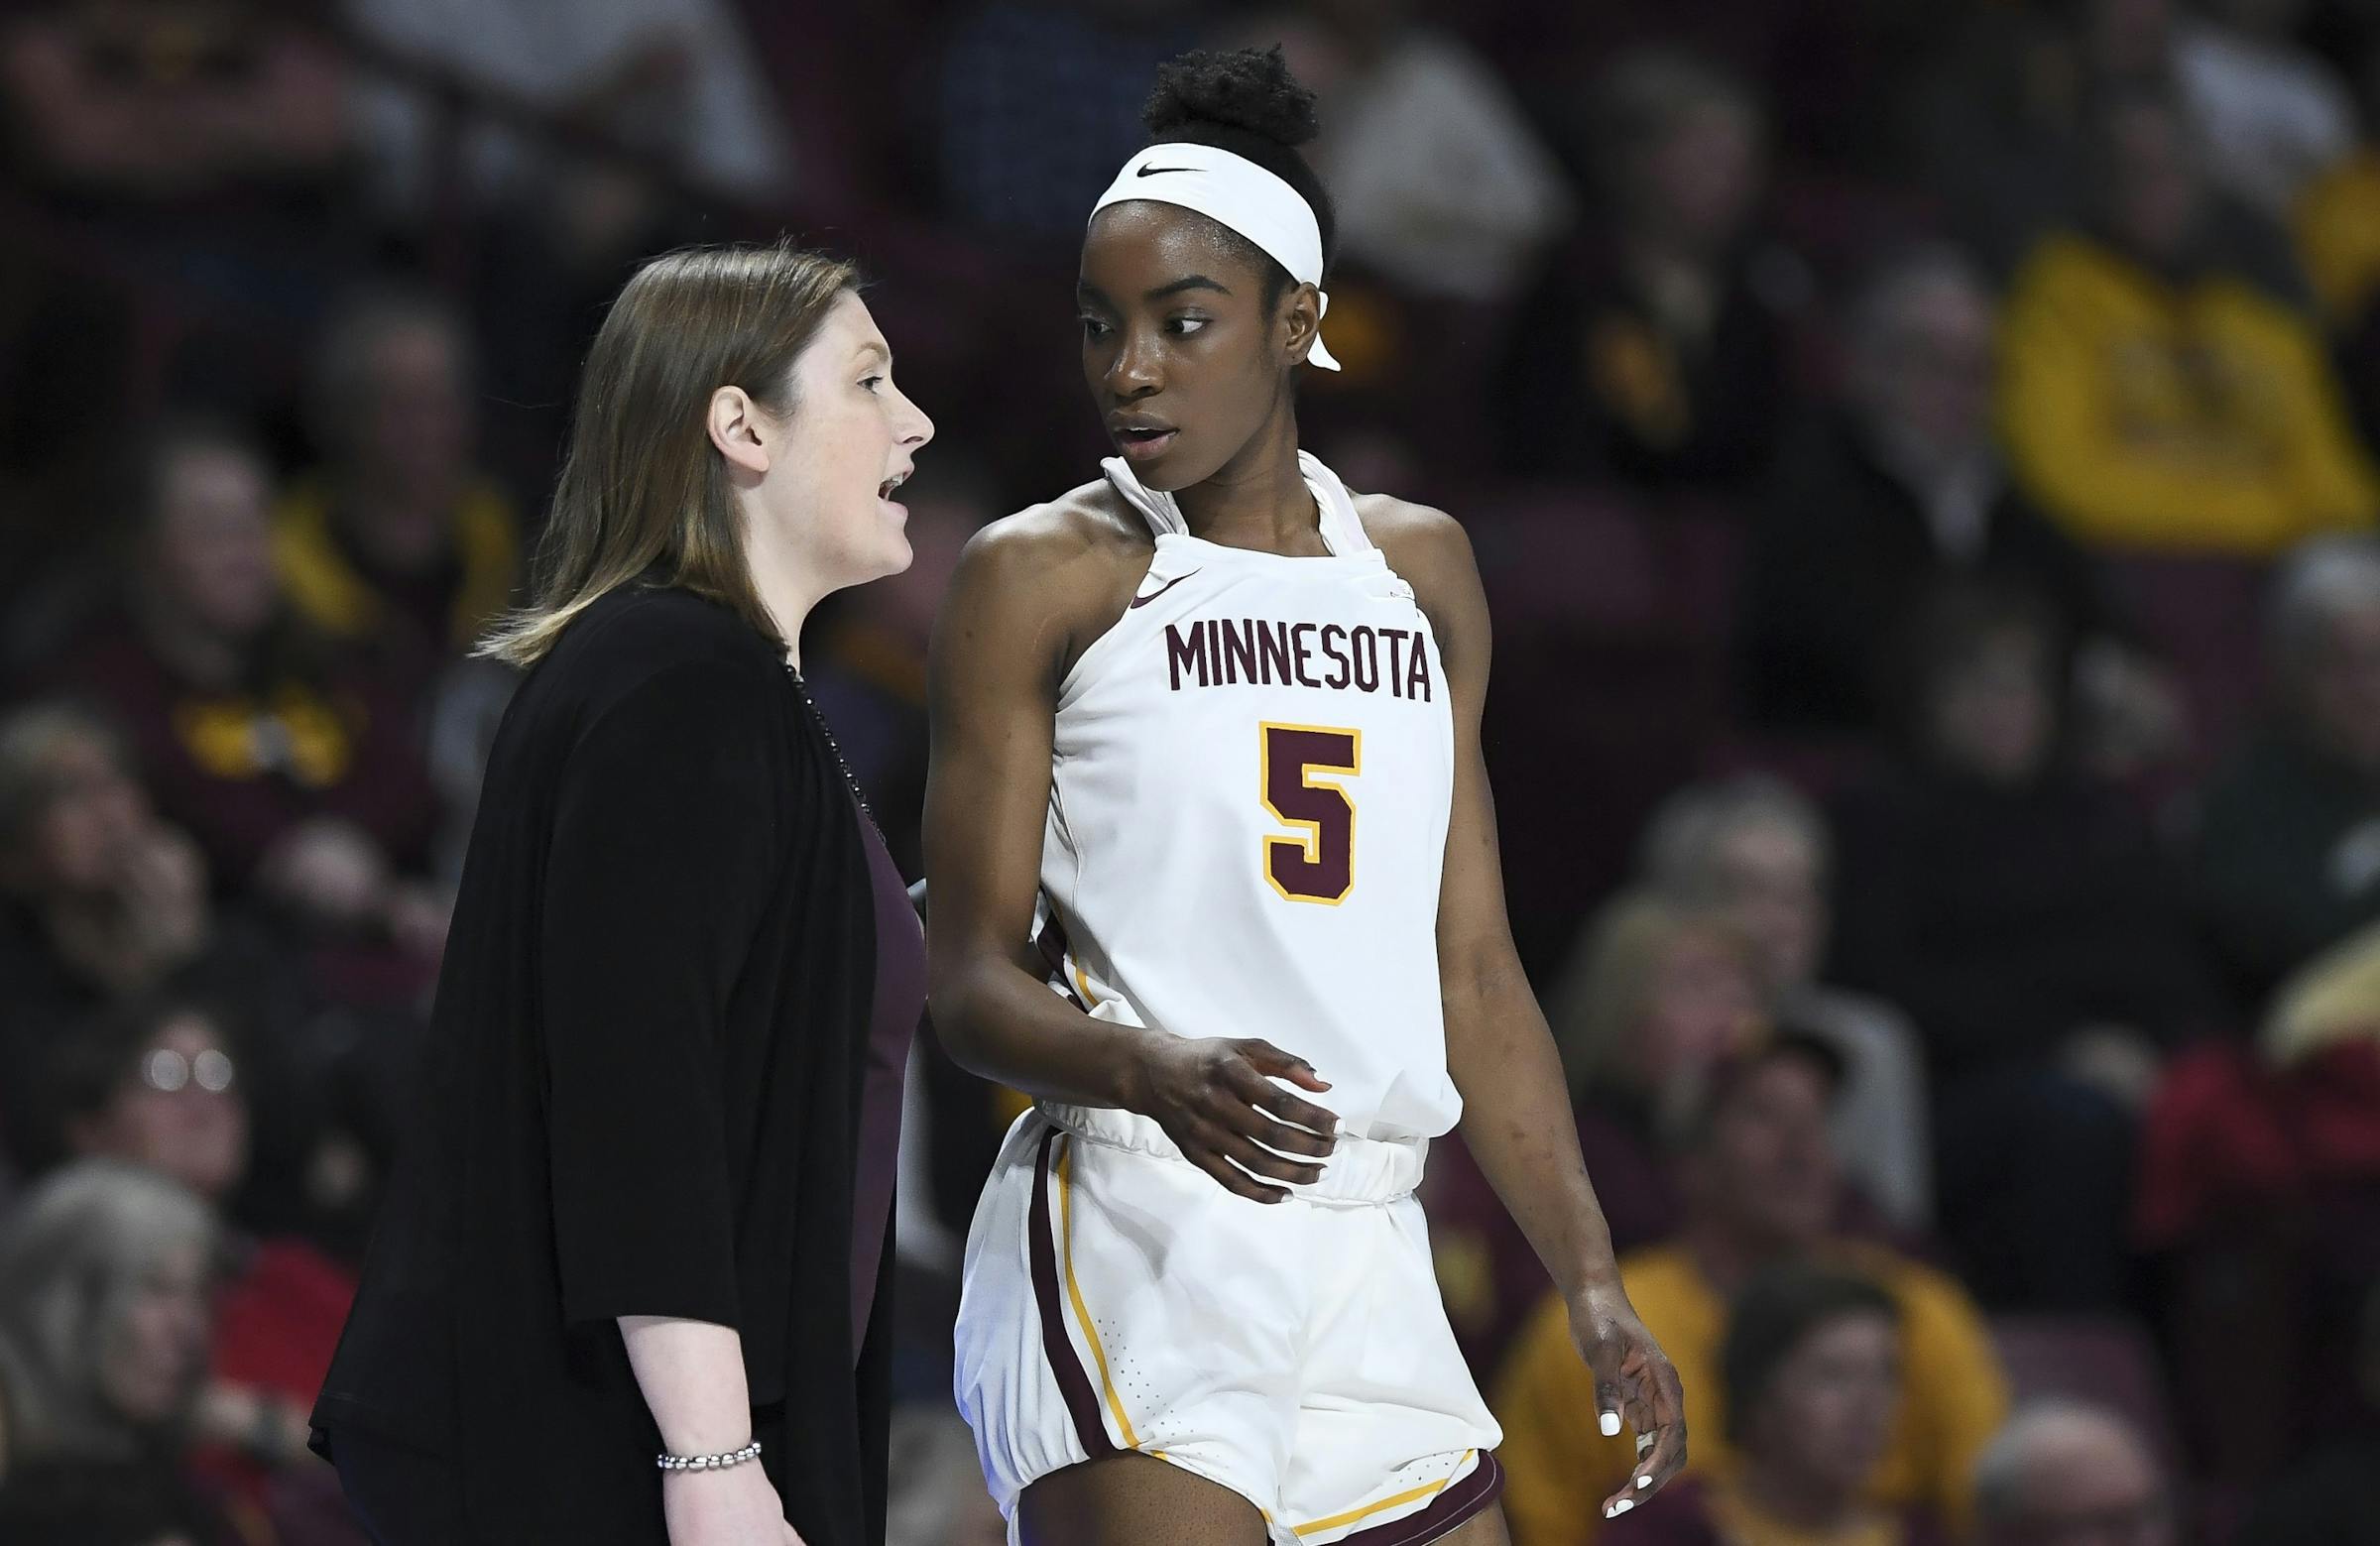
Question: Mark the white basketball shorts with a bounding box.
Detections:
[954,1102,1504,1546]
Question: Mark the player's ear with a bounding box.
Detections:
[1279,282,1323,370]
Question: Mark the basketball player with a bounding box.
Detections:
[925,48,1686,1546]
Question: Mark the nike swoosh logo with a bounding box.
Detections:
[1128,570,1199,608]
[1135,166,1194,178]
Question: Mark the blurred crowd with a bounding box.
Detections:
[3,0,2380,1543]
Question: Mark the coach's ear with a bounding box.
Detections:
[709,386,770,476]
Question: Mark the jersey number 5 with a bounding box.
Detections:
[1260,723,1361,904]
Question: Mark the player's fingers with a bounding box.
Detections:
[1624,1359,1689,1499]
[1600,1447,1656,1524]
[1594,1380,1627,1439]
[1182,1136,1289,1204]
[1194,1148,1289,1204]
[1622,1387,1656,1461]
[1211,1092,1332,1159]
[1243,1108,1335,1160]
[1647,1353,1687,1429]
[1235,1039,1332,1091]
[1206,1122,1327,1186]
[1626,1414,1687,1503]
[1624,1345,1686,1437]
[1240,1072,1341,1140]
[1222,1073,1336,1154]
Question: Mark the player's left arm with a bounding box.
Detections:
[1374,499,1686,1520]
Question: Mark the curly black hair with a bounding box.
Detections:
[1133,46,1338,308]
[1144,45,1320,147]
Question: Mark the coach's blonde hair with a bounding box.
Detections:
[478,241,859,667]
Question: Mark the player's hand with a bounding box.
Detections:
[1127,1036,1338,1203]
[1567,1282,1687,1519]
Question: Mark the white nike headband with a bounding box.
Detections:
[1090,142,1342,371]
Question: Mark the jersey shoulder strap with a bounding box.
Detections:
[1297,450,1375,556]
[1100,451,1377,556]
[1100,456,1187,537]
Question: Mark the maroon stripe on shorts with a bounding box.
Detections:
[1027,1129,1115,1457]
[1336,1452,1504,1546]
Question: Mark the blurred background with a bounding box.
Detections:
[2,0,2379,1542]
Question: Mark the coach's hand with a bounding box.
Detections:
[1568,1282,1688,1520]
[1126,1036,1338,1203]
[661,1462,804,1546]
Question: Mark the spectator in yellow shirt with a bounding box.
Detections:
[1493,1035,2008,1546]
[274,289,521,705]
[1999,90,2379,555]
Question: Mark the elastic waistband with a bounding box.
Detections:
[1037,1101,1426,1204]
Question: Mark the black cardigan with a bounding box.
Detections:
[312,586,890,1544]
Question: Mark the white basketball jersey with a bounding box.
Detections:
[1034,452,1461,1141]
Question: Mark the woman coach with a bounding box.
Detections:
[310,242,934,1546]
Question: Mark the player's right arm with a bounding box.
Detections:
[923,512,1339,1203]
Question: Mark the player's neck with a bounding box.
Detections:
[1171,411,1323,557]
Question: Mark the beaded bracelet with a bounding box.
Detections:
[656,1439,763,1473]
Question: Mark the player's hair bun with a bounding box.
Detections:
[1143,47,1320,149]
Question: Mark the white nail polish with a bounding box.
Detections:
[1611,1498,1634,1515]
[1599,1410,1622,1437]
[1636,1476,1653,1489]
